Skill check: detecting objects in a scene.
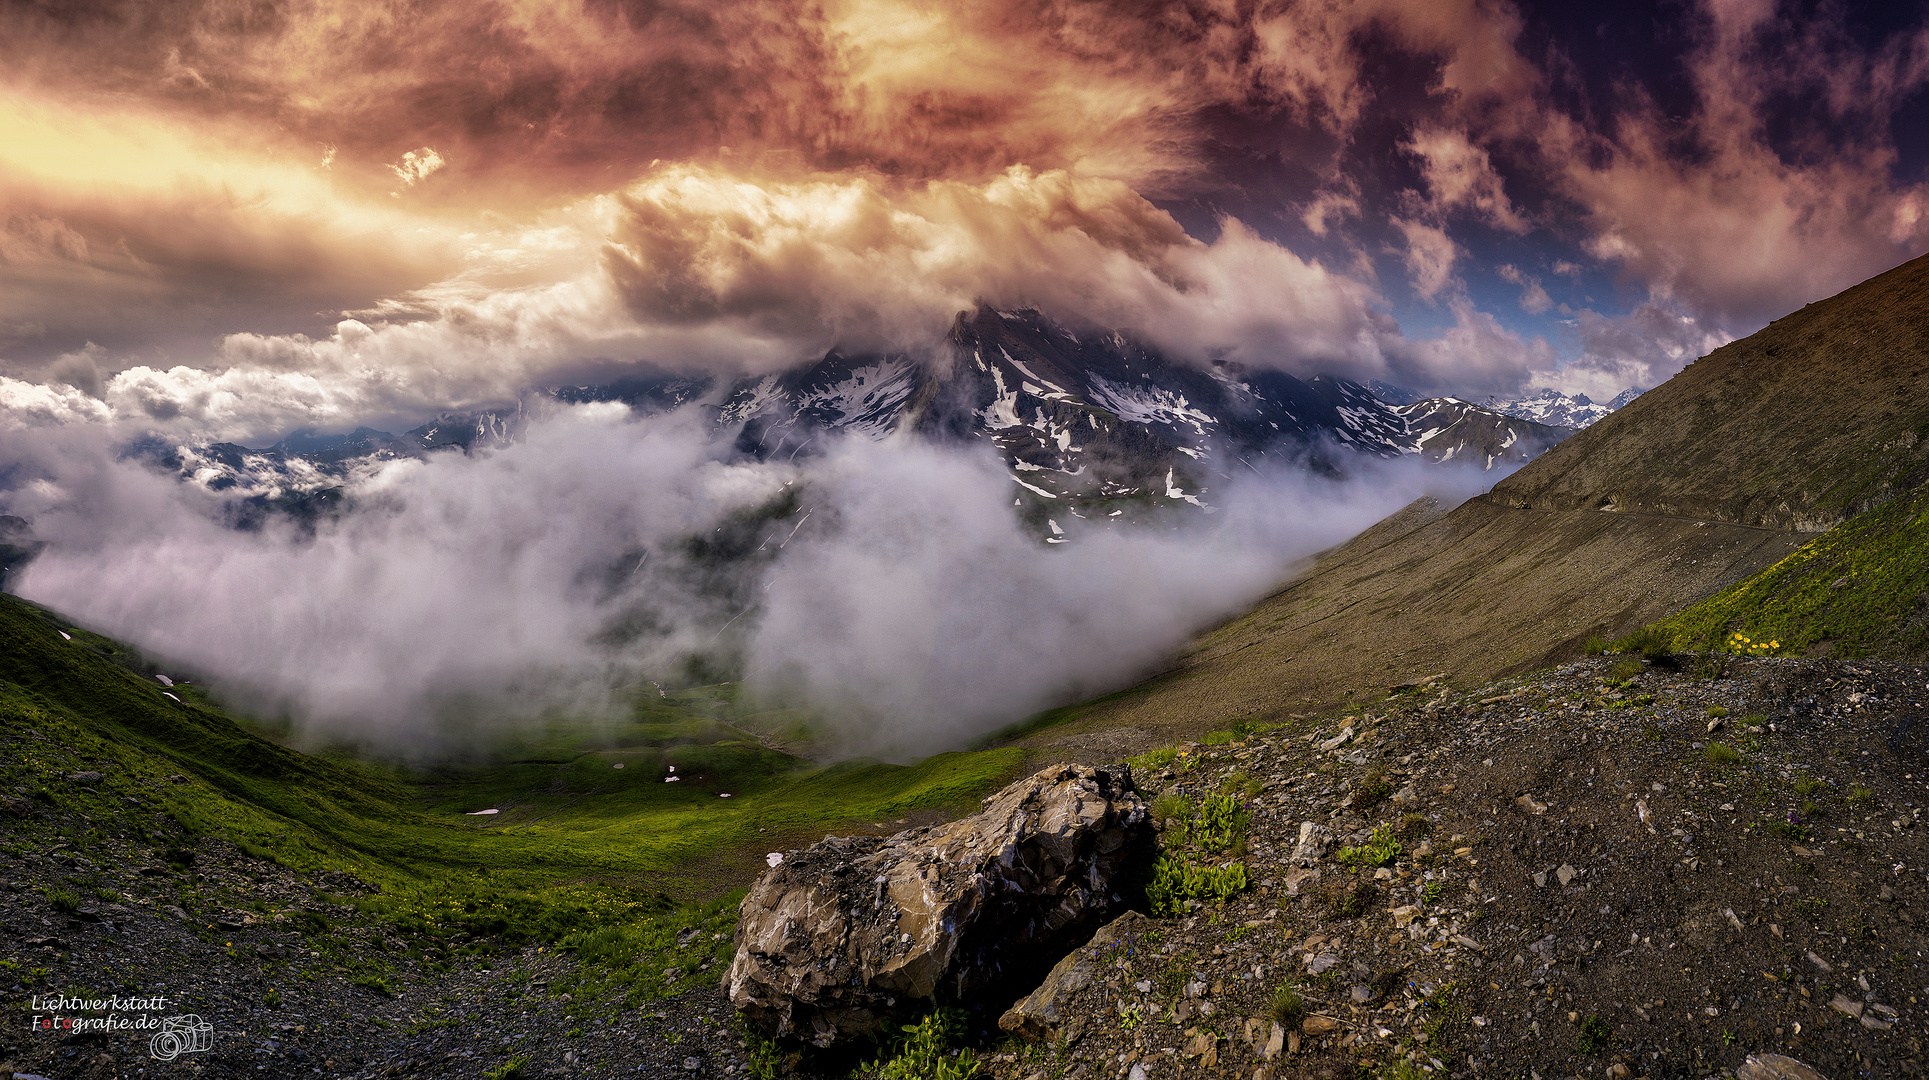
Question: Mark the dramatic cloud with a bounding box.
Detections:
[6,0,1928,403]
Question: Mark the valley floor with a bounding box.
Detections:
[4,655,1928,1080]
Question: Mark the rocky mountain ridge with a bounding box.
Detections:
[116,309,1574,527]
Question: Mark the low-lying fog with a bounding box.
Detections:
[3,403,1507,761]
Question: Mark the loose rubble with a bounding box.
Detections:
[970,656,1928,1080]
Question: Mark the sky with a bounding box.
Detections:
[5,0,1929,441]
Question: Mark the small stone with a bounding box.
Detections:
[1316,728,1356,752]
[1349,985,1372,1004]
[1860,1013,1892,1030]
[1607,1064,1631,1079]
[1301,1015,1340,1035]
[1289,822,1331,866]
[1805,950,1832,972]
[1556,864,1579,887]
[1391,904,1421,928]
[1261,1022,1284,1059]
[1736,1053,1829,1080]
[1827,994,1863,1018]
[1878,885,1896,901]
[1532,871,1547,888]
[1515,794,1548,815]
[1306,952,1339,975]
[1128,1066,1148,1080]
[67,771,102,784]
[1707,718,1725,733]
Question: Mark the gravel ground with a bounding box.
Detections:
[970,655,1929,1080]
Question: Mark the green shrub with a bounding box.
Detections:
[45,887,80,915]
[1771,820,1813,843]
[1337,824,1400,868]
[1847,783,1875,806]
[857,1008,978,1080]
[1582,635,1608,656]
[1792,774,1826,797]
[1146,856,1250,916]
[1707,705,1729,719]
[1220,770,1262,799]
[1193,794,1250,854]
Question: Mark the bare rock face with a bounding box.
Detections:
[725,763,1152,1047]
[998,909,1150,1040]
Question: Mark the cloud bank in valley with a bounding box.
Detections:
[3,406,1492,759]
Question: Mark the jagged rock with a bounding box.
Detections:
[1289,821,1330,866]
[1736,1053,1828,1080]
[725,763,1153,1047]
[998,910,1149,1040]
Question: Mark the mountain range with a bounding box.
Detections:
[133,309,1587,526]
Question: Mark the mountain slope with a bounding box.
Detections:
[1007,252,1929,755]
[1489,256,1929,531]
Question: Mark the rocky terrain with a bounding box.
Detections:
[970,654,1928,1080]
[7,653,1925,1079]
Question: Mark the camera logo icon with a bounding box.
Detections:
[149,1014,215,1061]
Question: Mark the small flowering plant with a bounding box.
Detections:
[1726,631,1781,656]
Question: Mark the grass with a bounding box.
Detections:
[1352,767,1394,812]
[1702,742,1742,766]
[1605,658,1645,683]
[1577,1015,1612,1054]
[1610,626,1671,660]
[1269,981,1305,1026]
[1645,483,1929,660]
[1334,880,1376,919]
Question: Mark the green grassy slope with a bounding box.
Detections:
[0,591,1030,1003]
[1646,484,1929,660]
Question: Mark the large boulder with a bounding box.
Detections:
[725,763,1153,1046]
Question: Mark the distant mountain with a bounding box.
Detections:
[710,309,1575,517]
[117,309,1577,530]
[1481,389,1614,428]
